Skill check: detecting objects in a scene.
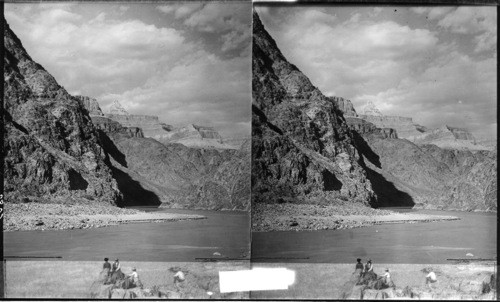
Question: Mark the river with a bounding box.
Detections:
[3,208,250,262]
[251,209,497,264]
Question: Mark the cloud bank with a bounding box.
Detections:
[5,2,251,138]
[257,6,496,140]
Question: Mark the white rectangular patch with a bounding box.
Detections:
[219,268,295,293]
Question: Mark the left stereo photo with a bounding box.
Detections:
[3,1,251,299]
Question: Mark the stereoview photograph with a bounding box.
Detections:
[251,5,497,300]
[3,1,251,298]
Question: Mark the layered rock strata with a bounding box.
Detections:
[3,19,121,204]
[360,115,422,138]
[74,95,104,116]
[252,12,375,205]
[154,124,237,150]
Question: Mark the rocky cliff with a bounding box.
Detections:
[108,100,129,115]
[102,101,235,150]
[3,19,121,205]
[74,95,104,116]
[99,125,250,210]
[328,96,358,117]
[252,12,375,205]
[155,124,237,150]
[360,114,422,138]
[408,125,488,151]
[359,132,496,211]
[360,100,383,116]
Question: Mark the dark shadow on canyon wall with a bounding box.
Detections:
[353,131,414,208]
[111,166,162,207]
[96,129,128,167]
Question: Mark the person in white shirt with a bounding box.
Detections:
[426,270,437,288]
[173,268,185,289]
[129,268,138,283]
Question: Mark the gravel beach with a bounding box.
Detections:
[3,203,205,232]
[252,203,459,232]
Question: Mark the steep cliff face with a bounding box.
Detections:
[328,96,358,117]
[361,115,422,138]
[252,12,375,205]
[361,133,497,211]
[99,125,250,210]
[3,20,121,204]
[74,95,104,116]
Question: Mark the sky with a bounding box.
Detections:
[5,1,251,138]
[256,6,497,141]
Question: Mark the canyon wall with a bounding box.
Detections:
[3,19,121,205]
[360,114,422,138]
[252,12,375,206]
[74,95,104,116]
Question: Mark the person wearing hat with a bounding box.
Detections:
[380,268,394,288]
[364,259,373,274]
[125,267,140,289]
[111,259,121,273]
[103,258,111,271]
[109,259,124,284]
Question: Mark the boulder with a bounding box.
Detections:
[362,289,382,300]
[90,284,114,299]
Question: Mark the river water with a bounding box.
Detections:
[3,208,250,262]
[4,208,495,264]
[252,209,497,264]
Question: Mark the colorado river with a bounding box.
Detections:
[252,210,496,264]
[4,208,250,261]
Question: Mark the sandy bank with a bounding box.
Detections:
[250,262,496,300]
[252,203,459,232]
[3,203,205,232]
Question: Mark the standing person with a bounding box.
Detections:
[425,269,437,289]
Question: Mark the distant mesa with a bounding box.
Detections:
[81,99,237,150]
[349,100,490,151]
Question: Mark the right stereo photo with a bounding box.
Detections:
[250,5,497,300]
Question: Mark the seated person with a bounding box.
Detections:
[426,270,437,288]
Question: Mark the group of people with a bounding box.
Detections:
[354,258,394,289]
[100,258,186,291]
[102,258,141,289]
[354,258,438,290]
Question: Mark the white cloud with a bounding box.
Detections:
[5,3,251,137]
[259,7,496,139]
[156,3,203,19]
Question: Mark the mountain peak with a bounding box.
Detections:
[362,101,383,116]
[109,100,129,115]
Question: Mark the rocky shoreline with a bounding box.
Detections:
[3,203,205,232]
[252,203,459,232]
